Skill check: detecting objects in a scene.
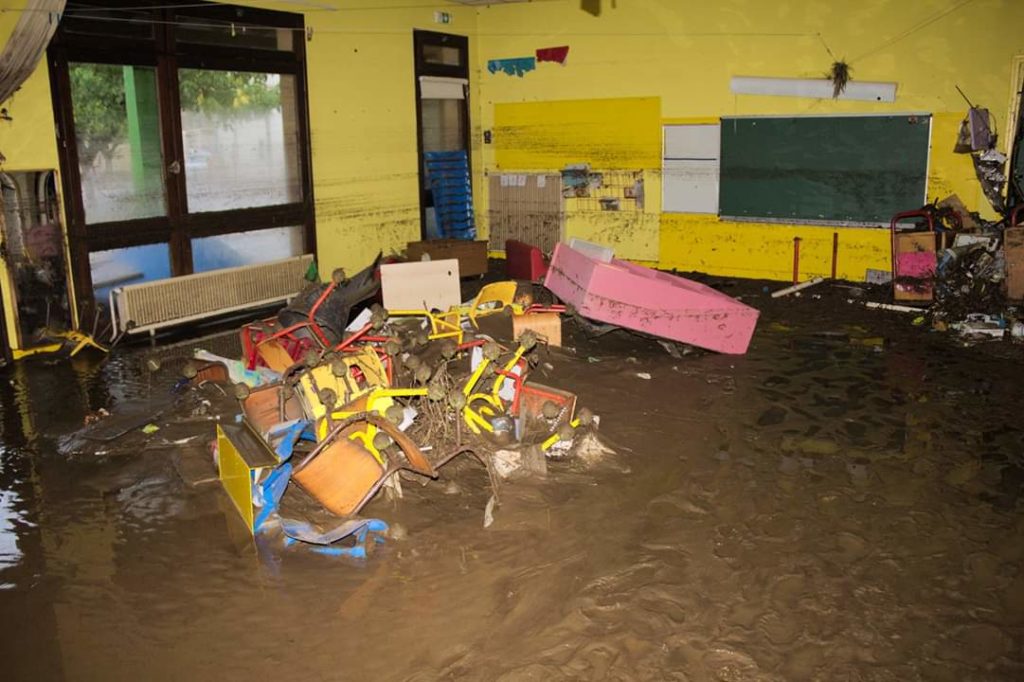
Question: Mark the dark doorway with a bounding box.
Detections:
[413,30,472,240]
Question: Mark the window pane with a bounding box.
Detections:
[179,70,302,212]
[175,17,294,51]
[62,7,155,41]
[422,44,461,66]
[89,243,171,302]
[191,226,304,273]
[70,63,167,224]
[421,99,466,152]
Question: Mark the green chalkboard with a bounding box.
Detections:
[719,115,931,223]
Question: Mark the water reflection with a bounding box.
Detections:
[0,487,23,583]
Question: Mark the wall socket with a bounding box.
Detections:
[433,11,452,24]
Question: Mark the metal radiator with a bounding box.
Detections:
[110,254,314,338]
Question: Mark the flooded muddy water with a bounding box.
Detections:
[1,286,1023,680]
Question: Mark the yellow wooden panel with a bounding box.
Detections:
[217,425,257,534]
[660,214,891,282]
[494,97,661,171]
[928,112,996,220]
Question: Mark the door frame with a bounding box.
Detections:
[47,0,316,316]
[412,29,471,241]
[1005,55,1024,211]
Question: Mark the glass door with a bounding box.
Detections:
[67,62,174,303]
[48,1,314,315]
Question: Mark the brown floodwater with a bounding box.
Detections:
[1,284,1023,681]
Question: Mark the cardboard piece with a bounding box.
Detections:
[937,194,979,230]
[1005,227,1024,301]
[381,259,461,311]
[513,312,562,347]
[406,240,488,277]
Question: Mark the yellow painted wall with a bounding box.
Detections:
[475,0,1024,281]
[298,1,480,273]
[493,96,661,259]
[0,0,1022,355]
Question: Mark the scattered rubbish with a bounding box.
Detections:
[544,242,759,354]
[194,350,277,388]
[572,431,616,466]
[84,407,110,425]
[864,302,922,313]
[81,407,166,442]
[636,372,652,380]
[849,336,885,348]
[951,313,1006,339]
[771,277,824,299]
[483,495,497,528]
[492,446,547,479]
[71,267,607,560]
[865,269,893,285]
[657,340,689,359]
[869,194,1024,342]
[280,518,388,558]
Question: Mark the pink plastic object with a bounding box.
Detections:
[544,243,760,355]
[898,252,935,279]
[505,240,548,281]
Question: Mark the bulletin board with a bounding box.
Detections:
[718,114,931,223]
[488,173,562,253]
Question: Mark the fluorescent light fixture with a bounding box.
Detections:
[731,76,897,102]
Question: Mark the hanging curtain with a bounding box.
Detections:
[0,0,65,105]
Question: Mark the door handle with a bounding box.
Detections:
[168,160,181,175]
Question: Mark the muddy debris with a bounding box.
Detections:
[61,271,616,558]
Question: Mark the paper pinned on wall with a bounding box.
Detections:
[517,175,527,187]
[500,175,509,187]
[537,175,546,188]
[536,46,570,65]
[487,57,536,77]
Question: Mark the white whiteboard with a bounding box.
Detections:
[662,124,720,214]
[664,124,720,159]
